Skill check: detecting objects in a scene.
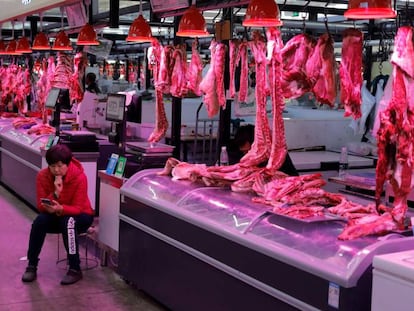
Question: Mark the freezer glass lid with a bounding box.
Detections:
[2,128,35,144]
[121,169,204,205]
[178,187,270,232]
[248,213,414,286]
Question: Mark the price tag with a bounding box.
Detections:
[328,282,340,309]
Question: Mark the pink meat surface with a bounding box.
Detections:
[186,39,203,96]
[339,28,363,119]
[237,42,249,103]
[199,40,220,118]
[282,33,316,99]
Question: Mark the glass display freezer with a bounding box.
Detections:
[119,169,414,311]
[0,122,98,209]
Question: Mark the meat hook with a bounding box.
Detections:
[324,0,332,36]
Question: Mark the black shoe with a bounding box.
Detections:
[22,266,37,283]
[60,269,82,285]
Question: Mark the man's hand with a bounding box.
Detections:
[42,202,56,214]
[41,200,63,216]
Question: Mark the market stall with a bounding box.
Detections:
[0,118,99,209]
[119,169,414,311]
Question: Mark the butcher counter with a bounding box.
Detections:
[0,119,99,209]
[118,169,414,311]
[289,150,375,171]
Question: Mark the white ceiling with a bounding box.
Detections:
[0,0,81,23]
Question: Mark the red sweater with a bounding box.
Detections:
[36,158,94,216]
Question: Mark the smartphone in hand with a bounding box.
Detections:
[41,198,52,205]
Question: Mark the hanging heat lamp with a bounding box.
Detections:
[52,8,73,51]
[52,30,73,51]
[16,19,32,54]
[126,0,153,42]
[32,13,50,50]
[32,32,50,50]
[77,23,99,45]
[0,40,6,55]
[5,22,22,55]
[5,40,22,56]
[176,1,210,37]
[344,0,397,19]
[243,0,283,27]
[77,1,99,45]
[16,36,32,53]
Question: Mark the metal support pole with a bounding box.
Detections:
[171,15,183,159]
[217,8,232,159]
[363,20,375,90]
[109,0,120,28]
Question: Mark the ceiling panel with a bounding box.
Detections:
[0,0,79,23]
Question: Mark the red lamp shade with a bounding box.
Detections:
[32,32,50,50]
[243,0,283,27]
[5,40,21,55]
[126,15,153,42]
[345,0,396,19]
[0,40,6,55]
[77,23,99,45]
[176,5,210,37]
[16,36,32,53]
[52,31,73,51]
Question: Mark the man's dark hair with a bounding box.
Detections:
[45,144,72,165]
[234,124,255,147]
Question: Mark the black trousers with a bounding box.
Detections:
[27,213,94,270]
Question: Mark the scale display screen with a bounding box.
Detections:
[45,87,61,108]
[106,93,126,122]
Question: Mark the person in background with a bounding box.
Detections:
[22,144,94,285]
[229,124,299,176]
[85,72,101,94]
[77,72,100,129]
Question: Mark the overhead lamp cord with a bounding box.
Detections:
[85,0,91,23]
[39,12,43,32]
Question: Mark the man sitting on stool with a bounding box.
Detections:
[22,144,94,285]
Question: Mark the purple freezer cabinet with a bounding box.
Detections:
[119,169,414,311]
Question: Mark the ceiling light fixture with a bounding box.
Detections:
[243,0,283,27]
[126,0,153,42]
[16,36,32,53]
[53,30,73,51]
[176,1,210,37]
[16,19,32,53]
[0,40,6,55]
[6,40,22,56]
[52,8,73,51]
[77,0,99,45]
[344,0,397,19]
[32,13,50,50]
[6,22,22,55]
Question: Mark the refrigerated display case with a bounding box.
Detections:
[119,169,414,311]
[0,123,99,209]
[371,250,414,310]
